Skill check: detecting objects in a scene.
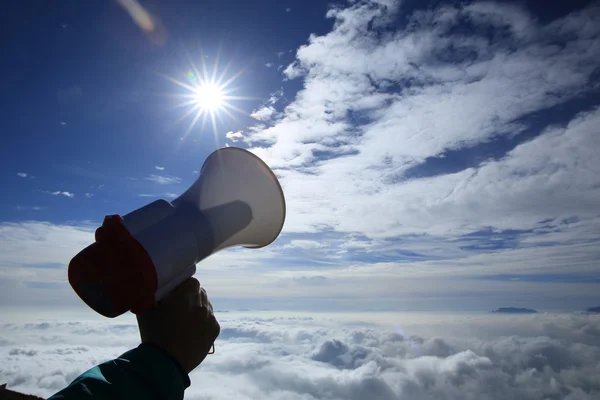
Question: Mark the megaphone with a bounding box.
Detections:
[68,147,285,318]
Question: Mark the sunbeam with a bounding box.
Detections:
[162,48,257,144]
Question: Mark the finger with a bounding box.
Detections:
[174,278,201,298]
[210,314,221,340]
[200,287,208,307]
[185,277,201,293]
[163,278,200,306]
[201,299,213,319]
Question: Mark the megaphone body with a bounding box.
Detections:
[68,147,285,318]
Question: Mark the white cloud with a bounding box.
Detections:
[138,193,156,197]
[267,88,284,106]
[84,193,93,198]
[15,206,44,211]
[16,172,27,178]
[0,220,597,310]
[145,174,182,185]
[246,0,600,246]
[45,191,74,198]
[250,106,277,121]
[286,8,292,12]
[0,222,93,269]
[164,193,178,199]
[285,239,323,249]
[225,131,245,142]
[247,89,285,123]
[155,166,165,171]
[1,312,599,399]
[0,223,94,306]
[265,63,274,68]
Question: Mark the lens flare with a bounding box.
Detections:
[116,0,167,45]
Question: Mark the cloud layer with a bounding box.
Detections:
[1,312,599,399]
[145,174,182,185]
[247,0,600,246]
[1,0,599,314]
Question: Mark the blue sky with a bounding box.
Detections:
[1,0,599,312]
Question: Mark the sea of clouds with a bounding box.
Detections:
[1,311,599,399]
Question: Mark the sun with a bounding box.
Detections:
[194,83,224,111]
[159,49,256,143]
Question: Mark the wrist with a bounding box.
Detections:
[138,343,191,384]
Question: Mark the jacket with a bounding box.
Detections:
[48,344,190,400]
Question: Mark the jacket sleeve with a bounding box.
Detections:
[48,343,191,400]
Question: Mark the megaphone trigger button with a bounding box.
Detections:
[95,215,128,243]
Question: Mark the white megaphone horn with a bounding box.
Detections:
[68,147,285,318]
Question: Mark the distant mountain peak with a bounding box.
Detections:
[492,307,538,314]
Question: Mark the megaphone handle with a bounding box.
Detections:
[154,264,198,303]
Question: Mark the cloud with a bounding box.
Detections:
[0,222,94,306]
[1,219,596,311]
[155,166,165,171]
[248,89,285,123]
[2,312,600,399]
[16,172,27,178]
[145,174,182,185]
[250,106,277,121]
[266,88,284,106]
[138,193,156,197]
[44,191,74,198]
[84,193,93,198]
[225,131,245,142]
[286,7,292,12]
[291,275,329,286]
[246,0,600,248]
[164,193,178,199]
[284,239,323,249]
[15,206,44,211]
[265,63,274,68]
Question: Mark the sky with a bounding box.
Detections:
[1,0,600,398]
[3,0,599,312]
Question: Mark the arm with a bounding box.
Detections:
[48,344,190,400]
[49,278,219,400]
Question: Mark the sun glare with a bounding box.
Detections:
[160,49,256,143]
[195,83,224,111]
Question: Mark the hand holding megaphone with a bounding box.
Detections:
[137,277,220,373]
[68,147,286,318]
